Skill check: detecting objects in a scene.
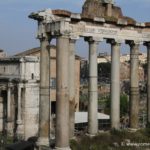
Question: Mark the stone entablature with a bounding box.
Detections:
[29,9,150,44]
[0,56,40,81]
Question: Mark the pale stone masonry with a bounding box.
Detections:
[15,46,81,111]
[0,56,40,139]
[29,0,150,149]
[0,46,80,141]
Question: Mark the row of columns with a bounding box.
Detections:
[38,30,150,150]
[5,83,23,137]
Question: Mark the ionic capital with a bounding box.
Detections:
[85,36,103,44]
[7,82,13,88]
[144,42,150,49]
[58,34,70,39]
[126,40,142,47]
[37,21,47,39]
[107,39,123,46]
[69,35,79,43]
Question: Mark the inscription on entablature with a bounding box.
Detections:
[70,24,118,36]
[142,33,150,39]
[85,27,118,35]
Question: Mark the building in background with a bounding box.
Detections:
[15,46,81,112]
[0,46,81,139]
[0,49,7,58]
[0,56,40,139]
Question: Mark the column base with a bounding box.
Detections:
[86,133,97,137]
[7,121,14,136]
[128,128,139,132]
[0,119,3,132]
[38,146,51,150]
[55,147,71,150]
[69,136,76,140]
[111,125,120,130]
[16,123,24,140]
[37,137,50,147]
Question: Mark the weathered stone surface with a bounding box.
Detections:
[52,9,71,17]
[82,0,123,18]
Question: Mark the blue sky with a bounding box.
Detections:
[0,0,150,57]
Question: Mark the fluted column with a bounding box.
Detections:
[56,35,70,150]
[127,41,140,129]
[69,38,77,139]
[85,37,100,136]
[144,42,150,125]
[37,27,50,147]
[108,39,121,129]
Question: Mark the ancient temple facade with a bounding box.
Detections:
[29,0,150,149]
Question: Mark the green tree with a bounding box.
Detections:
[104,94,129,117]
[98,63,111,79]
[120,94,129,117]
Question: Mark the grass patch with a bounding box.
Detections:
[70,129,150,150]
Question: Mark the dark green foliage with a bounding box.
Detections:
[70,130,150,150]
[98,63,111,79]
[104,94,129,117]
[120,94,129,117]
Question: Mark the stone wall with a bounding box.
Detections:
[23,83,39,139]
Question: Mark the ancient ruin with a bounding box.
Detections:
[0,46,81,142]
[1,0,149,149]
[29,0,150,149]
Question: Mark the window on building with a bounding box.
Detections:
[50,78,56,89]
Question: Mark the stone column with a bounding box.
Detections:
[144,42,150,124]
[69,38,76,139]
[38,34,50,147]
[16,84,24,138]
[108,39,121,129]
[7,83,13,135]
[85,37,100,136]
[0,92,3,132]
[127,41,140,129]
[56,35,70,149]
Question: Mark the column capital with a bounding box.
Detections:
[37,21,48,40]
[39,34,51,43]
[144,42,150,48]
[57,34,70,39]
[107,39,123,45]
[7,82,13,88]
[126,40,142,47]
[69,35,79,42]
[85,36,103,44]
